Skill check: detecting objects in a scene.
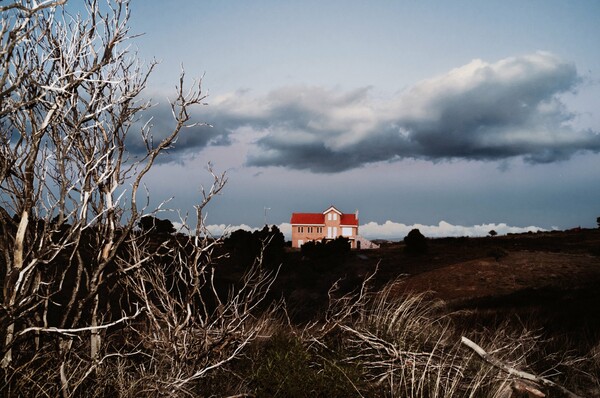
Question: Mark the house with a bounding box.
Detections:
[290,206,359,249]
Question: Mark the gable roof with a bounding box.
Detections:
[322,205,342,215]
[290,208,359,226]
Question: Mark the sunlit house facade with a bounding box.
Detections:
[290,206,359,249]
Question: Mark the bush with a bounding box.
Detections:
[249,332,364,398]
[404,228,428,255]
[224,225,286,269]
[138,215,176,234]
[301,236,351,267]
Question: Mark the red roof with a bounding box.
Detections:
[290,212,358,226]
[290,213,324,225]
[340,214,359,226]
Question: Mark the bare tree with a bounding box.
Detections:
[0,0,163,368]
[0,1,275,395]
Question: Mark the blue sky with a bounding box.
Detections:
[112,1,600,239]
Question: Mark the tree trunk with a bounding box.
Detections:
[90,294,101,361]
[1,209,30,368]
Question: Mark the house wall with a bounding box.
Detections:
[324,208,341,239]
[291,224,327,248]
[340,225,358,248]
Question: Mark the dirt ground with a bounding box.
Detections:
[277,228,600,332]
[363,229,600,343]
[396,250,600,303]
[352,229,600,305]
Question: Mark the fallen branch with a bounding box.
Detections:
[461,336,583,398]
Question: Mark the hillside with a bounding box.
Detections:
[272,229,600,333]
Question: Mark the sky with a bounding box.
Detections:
[99,1,600,240]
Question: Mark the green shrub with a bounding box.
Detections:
[249,332,363,397]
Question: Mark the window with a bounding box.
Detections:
[342,227,353,237]
[333,213,337,220]
[328,213,332,220]
[298,226,303,233]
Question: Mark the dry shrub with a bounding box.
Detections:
[301,273,593,398]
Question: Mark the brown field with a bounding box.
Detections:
[276,228,600,334]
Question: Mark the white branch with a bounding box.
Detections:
[18,307,143,337]
[461,336,583,398]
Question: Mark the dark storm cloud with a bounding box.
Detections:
[129,52,600,171]
[245,52,599,172]
[395,52,597,163]
[125,101,232,162]
[248,124,415,173]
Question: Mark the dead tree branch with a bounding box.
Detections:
[461,336,584,398]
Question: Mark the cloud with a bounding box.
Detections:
[204,223,257,237]
[204,221,543,241]
[358,220,545,241]
[124,101,233,162]
[392,52,588,162]
[192,52,599,172]
[204,223,293,240]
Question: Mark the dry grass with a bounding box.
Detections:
[2,270,598,397]
[297,274,598,398]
